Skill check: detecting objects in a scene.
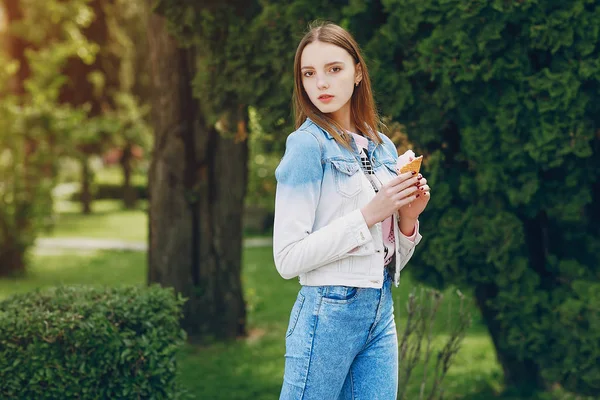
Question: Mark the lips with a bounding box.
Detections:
[318,94,334,103]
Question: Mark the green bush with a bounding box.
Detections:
[350,0,600,394]
[0,285,187,399]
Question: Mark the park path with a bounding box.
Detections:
[35,237,273,252]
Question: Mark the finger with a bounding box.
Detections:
[384,174,418,193]
[417,184,430,193]
[388,174,420,191]
[398,176,421,192]
[395,193,419,208]
[394,185,420,201]
[388,171,416,184]
[413,189,429,200]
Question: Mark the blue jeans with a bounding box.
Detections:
[280,268,398,399]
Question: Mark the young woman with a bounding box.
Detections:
[273,21,431,399]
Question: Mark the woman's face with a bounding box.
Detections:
[300,40,362,115]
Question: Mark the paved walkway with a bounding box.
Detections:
[35,237,273,252]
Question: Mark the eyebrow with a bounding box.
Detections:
[301,61,345,71]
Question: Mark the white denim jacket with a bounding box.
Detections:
[273,117,422,288]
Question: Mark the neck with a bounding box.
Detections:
[329,101,354,133]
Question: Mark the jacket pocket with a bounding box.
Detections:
[286,292,305,338]
[330,159,361,198]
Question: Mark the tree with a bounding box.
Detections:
[59,0,117,214]
[103,0,153,209]
[145,8,248,341]
[348,0,600,394]
[0,0,94,276]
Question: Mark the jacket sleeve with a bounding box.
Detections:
[272,130,374,280]
[396,218,422,272]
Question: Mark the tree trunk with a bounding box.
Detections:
[120,142,137,209]
[474,284,546,394]
[0,0,30,278]
[4,0,29,96]
[0,228,26,277]
[80,158,92,214]
[146,12,248,343]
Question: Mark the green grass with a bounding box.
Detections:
[46,164,149,242]
[0,249,146,300]
[94,165,148,187]
[2,247,591,400]
[43,199,148,242]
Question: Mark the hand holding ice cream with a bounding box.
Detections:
[395,150,430,218]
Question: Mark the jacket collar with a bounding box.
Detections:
[303,117,384,159]
[303,117,335,140]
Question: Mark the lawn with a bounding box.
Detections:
[44,199,148,242]
[46,165,149,242]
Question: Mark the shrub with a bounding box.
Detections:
[0,285,187,399]
[396,286,472,400]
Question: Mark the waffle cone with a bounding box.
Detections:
[398,155,423,174]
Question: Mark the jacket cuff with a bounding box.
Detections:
[401,219,419,242]
[398,219,422,254]
[347,209,373,247]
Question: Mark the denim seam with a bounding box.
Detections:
[364,289,384,347]
[304,129,324,167]
[299,289,323,399]
[350,367,357,400]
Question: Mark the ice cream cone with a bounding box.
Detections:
[398,155,423,174]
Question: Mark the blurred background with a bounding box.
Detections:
[0,0,598,399]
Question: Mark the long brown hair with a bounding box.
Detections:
[293,21,383,149]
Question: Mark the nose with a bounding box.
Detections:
[316,74,329,90]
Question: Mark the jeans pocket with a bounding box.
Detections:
[286,293,305,338]
[322,285,361,304]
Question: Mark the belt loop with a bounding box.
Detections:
[319,286,327,297]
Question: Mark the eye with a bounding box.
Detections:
[330,66,342,72]
[303,71,314,78]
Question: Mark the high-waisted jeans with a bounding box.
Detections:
[280,267,398,400]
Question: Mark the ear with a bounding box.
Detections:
[355,63,363,85]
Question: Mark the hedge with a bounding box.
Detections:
[0,285,187,399]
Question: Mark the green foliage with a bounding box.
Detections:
[246,107,279,212]
[101,0,153,155]
[0,0,96,273]
[1,0,153,273]
[61,0,153,159]
[153,0,347,131]
[347,0,600,394]
[0,284,187,399]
